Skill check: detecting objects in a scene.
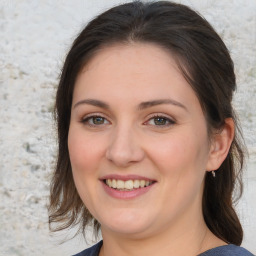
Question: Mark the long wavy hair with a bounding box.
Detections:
[49,0,246,245]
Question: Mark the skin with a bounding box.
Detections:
[68,42,234,256]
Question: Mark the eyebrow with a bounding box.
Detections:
[73,99,110,109]
[138,99,187,111]
[73,98,187,111]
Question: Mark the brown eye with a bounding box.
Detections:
[92,116,105,124]
[146,115,175,127]
[153,117,168,125]
[81,115,110,126]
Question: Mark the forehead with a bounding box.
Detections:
[73,42,199,110]
[81,42,177,71]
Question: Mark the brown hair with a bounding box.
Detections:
[49,0,246,245]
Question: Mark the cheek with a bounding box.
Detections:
[68,127,106,175]
[148,133,207,174]
[146,129,209,206]
[68,127,106,213]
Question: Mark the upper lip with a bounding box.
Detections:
[100,174,156,182]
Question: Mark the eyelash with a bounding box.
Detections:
[145,114,175,128]
[80,114,175,128]
[81,114,110,127]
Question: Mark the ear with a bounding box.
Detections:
[206,118,235,172]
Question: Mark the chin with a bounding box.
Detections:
[99,210,154,236]
[104,223,152,238]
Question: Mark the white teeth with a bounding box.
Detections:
[116,180,124,189]
[112,179,117,188]
[140,180,145,188]
[107,179,112,187]
[134,180,140,188]
[105,179,153,190]
[125,180,133,189]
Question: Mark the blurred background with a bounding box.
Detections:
[0,0,255,255]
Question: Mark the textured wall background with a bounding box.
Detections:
[0,0,255,255]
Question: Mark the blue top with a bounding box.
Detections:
[72,240,254,256]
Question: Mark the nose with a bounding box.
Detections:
[105,125,145,167]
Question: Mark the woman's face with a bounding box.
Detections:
[68,43,213,238]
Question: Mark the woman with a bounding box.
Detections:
[48,1,253,255]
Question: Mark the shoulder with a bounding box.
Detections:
[72,240,103,256]
[199,244,254,256]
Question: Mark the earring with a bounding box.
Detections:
[212,171,216,178]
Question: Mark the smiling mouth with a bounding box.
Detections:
[103,179,155,191]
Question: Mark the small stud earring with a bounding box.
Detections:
[212,171,216,178]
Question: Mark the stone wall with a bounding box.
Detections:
[0,0,255,255]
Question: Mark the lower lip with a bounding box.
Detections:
[102,181,156,199]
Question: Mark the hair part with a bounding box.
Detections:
[49,0,246,245]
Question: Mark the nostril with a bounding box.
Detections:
[105,145,145,167]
